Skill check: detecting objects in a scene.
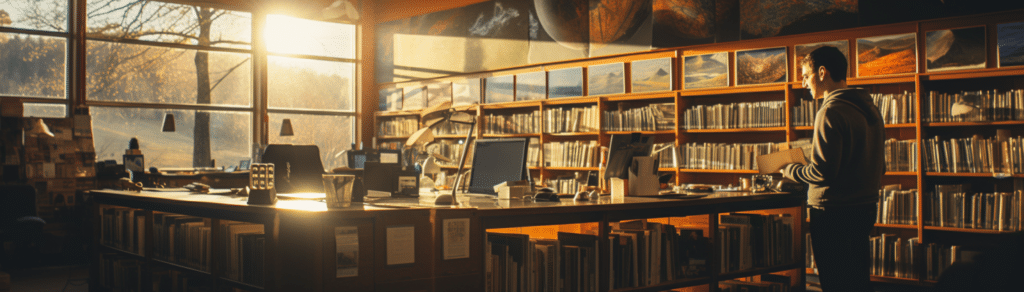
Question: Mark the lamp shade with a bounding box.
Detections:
[162,113,176,132]
[280,118,294,136]
[27,118,54,137]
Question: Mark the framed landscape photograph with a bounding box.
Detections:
[735,47,787,86]
[452,78,481,106]
[378,87,402,111]
[856,33,918,77]
[402,85,424,110]
[684,52,729,89]
[547,67,584,98]
[426,82,452,108]
[998,21,1024,67]
[631,57,673,93]
[795,40,849,81]
[588,62,625,96]
[485,75,514,104]
[926,26,986,72]
[515,71,546,101]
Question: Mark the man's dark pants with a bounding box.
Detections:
[810,203,877,292]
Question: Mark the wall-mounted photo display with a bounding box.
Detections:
[547,67,584,99]
[452,78,482,106]
[379,87,402,111]
[795,40,849,81]
[631,57,673,93]
[402,85,424,110]
[997,21,1024,68]
[684,52,729,89]
[926,26,986,72]
[515,71,547,101]
[426,82,452,108]
[588,62,625,96]
[485,75,514,104]
[735,47,787,86]
[856,33,918,77]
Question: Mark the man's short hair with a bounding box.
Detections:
[801,46,848,82]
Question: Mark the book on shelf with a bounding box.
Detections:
[100,207,146,256]
[683,101,783,130]
[885,139,918,172]
[543,141,599,168]
[792,98,822,127]
[485,111,540,135]
[871,91,917,125]
[877,184,919,225]
[679,142,782,171]
[925,89,1024,123]
[925,243,974,281]
[923,134,1024,174]
[377,116,419,137]
[869,235,919,279]
[98,253,143,292]
[603,103,673,132]
[923,181,1023,231]
[548,105,599,133]
[432,120,474,136]
[222,222,264,282]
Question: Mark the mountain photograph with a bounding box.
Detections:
[857,33,917,77]
[736,47,787,85]
[998,22,1024,67]
[926,26,986,72]
[684,52,729,89]
[588,63,625,95]
[631,57,673,93]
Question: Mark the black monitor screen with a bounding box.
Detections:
[467,138,529,195]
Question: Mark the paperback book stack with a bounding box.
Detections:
[377,116,418,137]
[543,141,599,168]
[924,89,1024,123]
[527,138,540,167]
[547,106,599,133]
[603,103,674,132]
[682,101,784,130]
[877,185,919,225]
[885,138,918,172]
[679,142,781,171]
[922,134,1024,173]
[484,111,540,134]
[869,234,920,279]
[924,181,1024,231]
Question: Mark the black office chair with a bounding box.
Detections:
[0,184,46,269]
[261,144,326,193]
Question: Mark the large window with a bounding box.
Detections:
[0,0,69,110]
[265,14,357,170]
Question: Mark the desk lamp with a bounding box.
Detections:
[405,101,477,205]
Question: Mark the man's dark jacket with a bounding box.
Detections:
[783,88,886,207]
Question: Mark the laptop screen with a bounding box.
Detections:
[466,138,529,195]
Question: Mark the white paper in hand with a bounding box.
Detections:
[756,148,808,174]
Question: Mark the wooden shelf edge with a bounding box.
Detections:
[606,130,675,135]
[482,133,539,138]
[679,169,759,174]
[922,226,1018,234]
[925,120,1024,127]
[922,67,1024,81]
[870,275,931,286]
[152,258,211,275]
[610,277,711,292]
[98,245,145,259]
[682,127,787,133]
[679,84,786,96]
[874,223,918,229]
[924,172,1023,178]
[718,262,803,280]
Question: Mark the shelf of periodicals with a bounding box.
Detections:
[373,10,1024,288]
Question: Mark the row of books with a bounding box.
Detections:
[682,101,785,130]
[885,139,918,172]
[485,231,601,292]
[377,116,418,137]
[924,89,1024,123]
[153,213,211,272]
[717,277,792,292]
[484,111,540,135]
[877,185,919,225]
[925,243,971,281]
[717,214,795,273]
[924,183,1024,231]
[870,235,919,279]
[97,254,142,292]
[922,134,1024,174]
[100,207,145,256]
[543,141,599,168]
[678,142,781,171]
[872,91,917,125]
[432,120,473,136]
[548,106,599,133]
[377,141,401,150]
[544,177,586,195]
[426,140,472,167]
[603,103,674,132]
[792,92,917,127]
[221,222,266,286]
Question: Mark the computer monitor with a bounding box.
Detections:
[466,138,529,195]
[604,133,653,179]
[261,144,325,193]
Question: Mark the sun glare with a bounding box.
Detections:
[264,14,355,59]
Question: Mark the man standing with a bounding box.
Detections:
[781,46,886,292]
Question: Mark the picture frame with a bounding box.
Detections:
[547,67,584,99]
[997,21,1024,68]
[515,71,546,101]
[735,47,788,86]
[684,52,730,89]
[588,62,625,96]
[856,33,918,77]
[926,26,986,72]
[485,75,514,104]
[631,57,673,93]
